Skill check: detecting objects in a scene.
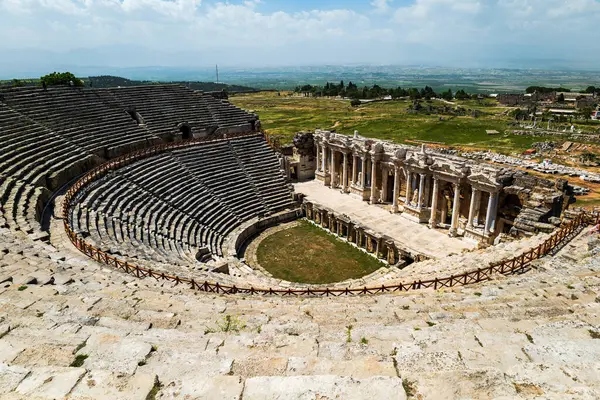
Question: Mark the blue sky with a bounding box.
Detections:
[0,0,599,73]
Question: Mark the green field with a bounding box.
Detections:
[230,92,582,154]
[256,220,384,284]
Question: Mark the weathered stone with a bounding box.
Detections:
[68,370,157,400]
[0,364,29,394]
[15,366,85,398]
[160,375,244,400]
[242,375,406,400]
[79,333,153,375]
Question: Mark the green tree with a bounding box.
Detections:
[557,93,565,102]
[40,72,83,87]
[579,107,593,120]
[441,89,453,101]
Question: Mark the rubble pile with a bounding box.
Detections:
[463,151,600,183]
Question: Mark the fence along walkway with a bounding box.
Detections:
[63,135,600,296]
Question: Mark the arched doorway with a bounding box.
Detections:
[180,124,192,140]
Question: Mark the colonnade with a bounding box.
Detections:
[315,138,501,241]
[302,201,407,265]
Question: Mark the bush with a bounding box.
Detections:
[350,99,361,107]
[40,72,83,87]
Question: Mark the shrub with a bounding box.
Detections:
[40,72,83,87]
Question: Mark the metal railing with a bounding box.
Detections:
[62,135,599,296]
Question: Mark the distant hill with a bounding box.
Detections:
[0,75,258,93]
[87,76,257,92]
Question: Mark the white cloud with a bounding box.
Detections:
[371,0,392,13]
[0,0,599,68]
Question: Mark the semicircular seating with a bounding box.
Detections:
[0,84,260,241]
[69,134,295,268]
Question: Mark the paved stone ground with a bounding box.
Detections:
[1,216,599,399]
[295,181,475,259]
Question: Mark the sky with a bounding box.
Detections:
[1,0,600,75]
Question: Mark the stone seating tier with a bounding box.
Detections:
[71,135,295,267]
[97,85,258,137]
[0,85,260,237]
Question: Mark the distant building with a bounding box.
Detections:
[497,91,555,107]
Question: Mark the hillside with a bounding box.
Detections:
[0,75,258,93]
[87,75,258,92]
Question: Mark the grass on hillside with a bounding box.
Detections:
[256,219,384,284]
[230,92,574,154]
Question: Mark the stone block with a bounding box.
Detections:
[160,375,243,400]
[242,375,406,400]
[0,363,29,395]
[68,370,157,400]
[79,332,153,375]
[15,366,85,398]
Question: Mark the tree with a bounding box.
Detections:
[441,89,453,101]
[408,88,421,100]
[579,107,593,120]
[455,89,470,100]
[40,72,83,87]
[585,86,597,94]
[420,86,436,100]
[557,93,565,102]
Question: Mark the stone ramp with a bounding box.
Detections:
[295,180,475,259]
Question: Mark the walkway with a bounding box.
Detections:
[294,180,476,259]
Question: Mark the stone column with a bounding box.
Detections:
[429,177,440,228]
[467,187,479,229]
[316,143,321,172]
[321,144,327,173]
[491,194,499,231]
[360,156,367,188]
[417,173,426,209]
[392,166,400,213]
[370,157,378,204]
[342,152,349,192]
[473,189,482,226]
[381,167,388,203]
[484,191,498,235]
[449,182,461,236]
[352,155,358,185]
[405,171,412,205]
[330,149,337,187]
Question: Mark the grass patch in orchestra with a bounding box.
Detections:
[256,219,385,284]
